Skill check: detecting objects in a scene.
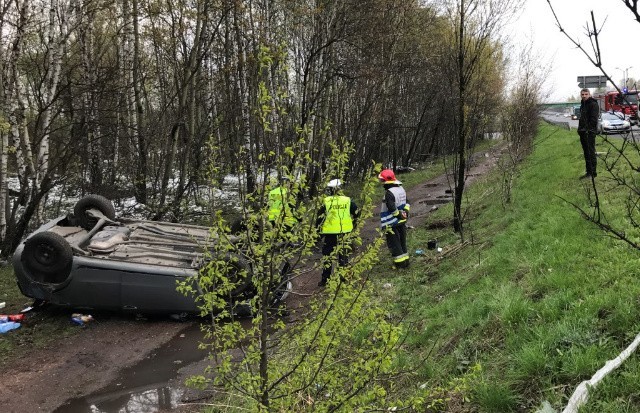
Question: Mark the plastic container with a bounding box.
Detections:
[427,239,438,250]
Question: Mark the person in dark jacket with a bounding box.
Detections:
[578,88,600,179]
[378,169,410,268]
[315,179,359,287]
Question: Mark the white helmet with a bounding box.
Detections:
[327,179,342,188]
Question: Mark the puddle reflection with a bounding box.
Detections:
[84,385,183,413]
[55,323,205,413]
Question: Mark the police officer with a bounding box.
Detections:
[316,179,359,286]
[378,169,410,268]
[267,177,297,233]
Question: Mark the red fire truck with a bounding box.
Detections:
[595,90,639,124]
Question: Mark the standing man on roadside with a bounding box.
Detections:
[378,169,410,268]
[578,88,600,179]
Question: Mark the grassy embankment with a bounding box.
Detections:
[380,122,640,412]
[0,261,77,367]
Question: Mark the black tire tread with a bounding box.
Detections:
[74,194,116,230]
[22,231,73,284]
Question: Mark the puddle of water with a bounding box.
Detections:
[54,322,206,413]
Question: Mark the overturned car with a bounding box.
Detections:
[13,195,290,314]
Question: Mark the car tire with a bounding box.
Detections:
[74,194,116,230]
[226,254,253,297]
[22,231,73,284]
[231,301,253,318]
[271,260,291,304]
[200,253,252,298]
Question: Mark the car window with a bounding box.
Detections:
[601,113,624,121]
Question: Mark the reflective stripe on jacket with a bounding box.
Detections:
[321,195,354,234]
[380,186,410,228]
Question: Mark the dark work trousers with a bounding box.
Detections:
[579,131,597,176]
[321,234,349,283]
[385,223,408,267]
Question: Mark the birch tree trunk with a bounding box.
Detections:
[132,0,147,203]
[0,0,30,244]
[35,0,68,222]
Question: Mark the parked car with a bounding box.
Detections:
[598,112,631,134]
[571,105,580,120]
[13,195,290,315]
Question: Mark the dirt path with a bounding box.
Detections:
[0,145,505,413]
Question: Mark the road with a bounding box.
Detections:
[541,111,640,135]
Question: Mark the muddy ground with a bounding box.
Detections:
[0,145,505,413]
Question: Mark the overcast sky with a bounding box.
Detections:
[509,0,640,102]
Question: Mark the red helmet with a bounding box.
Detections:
[378,169,396,182]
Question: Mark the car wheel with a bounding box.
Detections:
[231,301,253,318]
[271,260,291,304]
[200,253,252,298]
[226,254,253,297]
[22,232,73,284]
[74,194,116,230]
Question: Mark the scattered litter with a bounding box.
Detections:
[0,322,21,334]
[535,401,557,413]
[427,239,438,250]
[383,283,393,289]
[430,205,439,211]
[0,314,25,322]
[0,302,5,309]
[71,313,94,326]
[415,249,424,255]
[21,299,46,313]
[437,247,443,253]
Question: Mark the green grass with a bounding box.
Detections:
[375,123,640,412]
[0,259,86,368]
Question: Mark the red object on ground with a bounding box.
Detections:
[0,314,25,322]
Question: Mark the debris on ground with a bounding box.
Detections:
[71,314,94,326]
[0,314,25,322]
[0,321,21,334]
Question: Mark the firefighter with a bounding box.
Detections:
[378,169,410,268]
[316,179,359,286]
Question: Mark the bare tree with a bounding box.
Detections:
[440,0,517,237]
[0,0,515,256]
[498,42,548,205]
